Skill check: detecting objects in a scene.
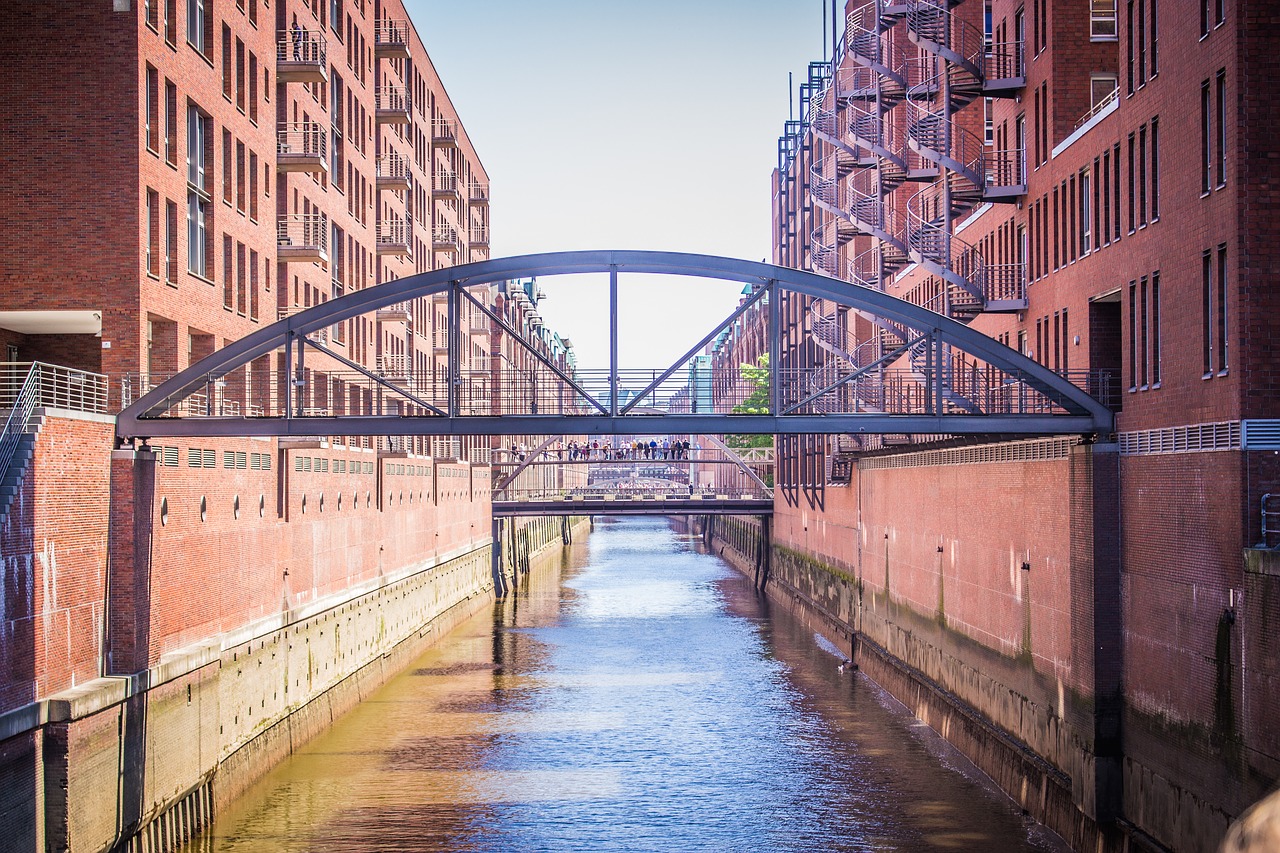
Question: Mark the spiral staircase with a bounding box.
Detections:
[797,0,1027,450]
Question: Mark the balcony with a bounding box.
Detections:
[376,87,411,125]
[432,169,460,201]
[376,217,412,257]
[376,153,411,192]
[276,29,327,83]
[277,214,328,264]
[432,223,460,252]
[277,122,327,173]
[469,224,490,246]
[377,301,412,322]
[469,181,489,205]
[375,354,412,382]
[373,19,410,59]
[432,117,458,147]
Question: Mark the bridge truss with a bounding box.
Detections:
[116,251,1114,442]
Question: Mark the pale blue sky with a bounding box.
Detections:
[407,1,830,370]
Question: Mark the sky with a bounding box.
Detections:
[407,0,831,371]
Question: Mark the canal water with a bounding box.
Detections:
[182,517,1065,852]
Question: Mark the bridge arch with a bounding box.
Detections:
[117,250,1113,440]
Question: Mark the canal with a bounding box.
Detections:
[181,516,1066,852]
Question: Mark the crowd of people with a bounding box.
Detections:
[507,438,695,462]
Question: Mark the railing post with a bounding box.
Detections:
[448,280,460,418]
[294,328,306,418]
[283,332,294,419]
[609,264,619,417]
[769,280,780,416]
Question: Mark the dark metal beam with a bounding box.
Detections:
[117,412,1101,438]
[117,250,1114,438]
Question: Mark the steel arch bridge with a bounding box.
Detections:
[115,251,1114,442]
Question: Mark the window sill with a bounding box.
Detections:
[1218,369,1230,377]
[146,145,160,157]
[146,271,161,282]
[188,272,216,286]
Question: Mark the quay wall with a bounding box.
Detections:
[706,437,1280,853]
[0,414,579,853]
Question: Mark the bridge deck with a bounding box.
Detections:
[492,494,773,517]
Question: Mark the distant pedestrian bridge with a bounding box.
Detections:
[116,251,1115,442]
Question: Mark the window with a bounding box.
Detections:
[235,38,246,112]
[1128,280,1137,390]
[249,151,258,220]
[1015,114,1026,183]
[164,80,177,164]
[1091,74,1118,110]
[1202,251,1213,375]
[1080,168,1091,254]
[1201,0,1209,36]
[1201,80,1212,193]
[1052,186,1060,269]
[1101,150,1111,245]
[1126,0,1134,94]
[1216,70,1227,187]
[1138,124,1148,226]
[1113,145,1121,240]
[230,143,247,216]
[249,249,259,320]
[1127,133,1136,232]
[165,200,178,284]
[186,105,210,192]
[1092,0,1117,38]
[237,242,247,315]
[187,193,209,277]
[248,53,258,123]
[1137,0,1146,86]
[1150,0,1158,75]
[223,235,234,309]
[187,0,208,54]
[146,0,160,30]
[146,189,160,276]
[221,25,231,98]
[1032,87,1041,164]
[165,0,176,44]
[249,0,257,27]
[146,66,160,153]
[1150,272,1160,385]
[1150,118,1160,220]
[1217,244,1228,372]
[984,98,994,145]
[1216,0,1224,27]
[221,130,232,203]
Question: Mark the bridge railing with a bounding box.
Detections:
[496,484,773,502]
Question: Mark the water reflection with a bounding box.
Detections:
[182,516,1064,853]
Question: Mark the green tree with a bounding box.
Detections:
[727,355,773,450]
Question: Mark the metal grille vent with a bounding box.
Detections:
[1243,420,1280,450]
[859,437,1075,470]
[1119,421,1241,455]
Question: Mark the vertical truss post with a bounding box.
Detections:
[284,332,293,420]
[768,281,780,415]
[448,281,459,418]
[294,330,306,418]
[609,264,619,417]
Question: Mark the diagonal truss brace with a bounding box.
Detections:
[459,288,609,416]
[781,331,928,415]
[619,282,773,415]
[298,331,449,417]
[701,434,771,492]
[493,434,562,494]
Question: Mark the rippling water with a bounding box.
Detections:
[183,517,1065,852]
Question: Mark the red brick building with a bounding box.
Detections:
[755,0,1280,849]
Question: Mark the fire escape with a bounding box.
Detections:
[799,0,1026,458]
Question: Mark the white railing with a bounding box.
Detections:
[0,362,109,414]
[469,181,489,202]
[433,170,458,193]
[432,116,457,142]
[432,223,458,245]
[1075,86,1120,130]
[376,153,410,182]
[376,87,411,114]
[469,224,489,244]
[377,217,411,246]
[374,18,409,47]
[277,29,326,65]
[277,122,326,158]
[277,213,328,251]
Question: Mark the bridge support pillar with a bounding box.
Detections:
[491,517,508,598]
[755,514,772,592]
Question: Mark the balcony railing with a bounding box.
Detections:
[277,214,328,263]
[469,181,489,204]
[277,122,327,173]
[373,19,410,58]
[376,217,412,256]
[377,301,412,322]
[432,223,460,250]
[375,153,411,190]
[432,117,457,145]
[469,224,490,246]
[277,29,327,82]
[432,170,460,198]
[375,87,411,124]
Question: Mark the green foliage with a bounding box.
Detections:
[727,355,773,450]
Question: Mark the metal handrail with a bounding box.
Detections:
[1075,86,1120,130]
[277,29,326,65]
[277,122,326,158]
[0,365,41,492]
[1262,493,1280,548]
[0,362,109,413]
